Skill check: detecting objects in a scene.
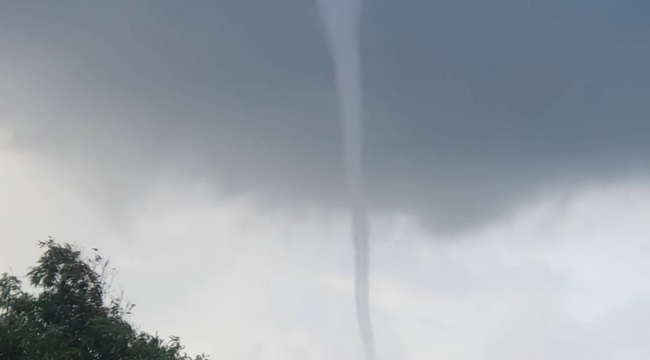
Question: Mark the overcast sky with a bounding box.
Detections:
[1,1,650,359]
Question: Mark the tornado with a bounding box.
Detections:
[316,0,375,359]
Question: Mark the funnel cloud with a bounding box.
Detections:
[316,0,375,358]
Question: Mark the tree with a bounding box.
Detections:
[0,238,208,360]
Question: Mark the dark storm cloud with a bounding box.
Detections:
[1,0,649,234]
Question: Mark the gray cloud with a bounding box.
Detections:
[2,0,649,234]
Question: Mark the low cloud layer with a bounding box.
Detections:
[2,0,649,234]
[3,147,650,359]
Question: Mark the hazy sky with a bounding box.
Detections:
[2,1,650,359]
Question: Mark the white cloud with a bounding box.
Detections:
[2,146,650,359]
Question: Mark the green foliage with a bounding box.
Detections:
[0,238,208,360]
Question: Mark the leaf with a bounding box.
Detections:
[0,239,208,359]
